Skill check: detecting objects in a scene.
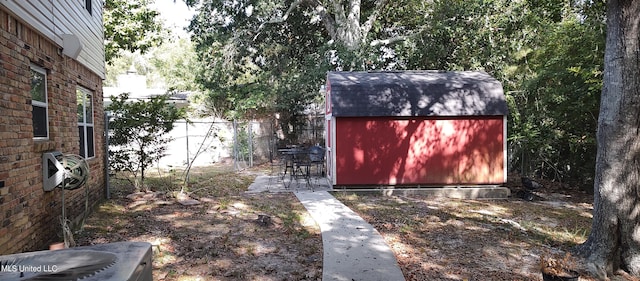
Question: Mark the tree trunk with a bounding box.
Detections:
[327,0,364,50]
[576,0,640,279]
[321,0,387,50]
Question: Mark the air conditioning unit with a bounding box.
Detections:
[0,242,152,281]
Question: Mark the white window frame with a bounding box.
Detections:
[77,86,95,159]
[31,64,48,140]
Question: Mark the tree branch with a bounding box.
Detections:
[369,35,408,46]
[347,0,361,25]
[369,27,426,47]
[361,0,389,37]
[253,0,309,41]
[330,0,347,25]
[318,6,337,40]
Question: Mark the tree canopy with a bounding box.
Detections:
[105,38,200,93]
[185,0,605,186]
[179,0,640,277]
[103,0,166,64]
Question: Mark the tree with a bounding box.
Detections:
[577,0,640,278]
[107,93,184,191]
[148,38,200,92]
[187,0,399,50]
[186,0,423,112]
[185,0,610,194]
[509,3,605,186]
[103,0,166,64]
[103,39,200,91]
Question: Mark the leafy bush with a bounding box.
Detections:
[107,93,185,191]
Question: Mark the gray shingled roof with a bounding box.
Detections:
[327,71,508,117]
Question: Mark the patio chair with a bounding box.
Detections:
[268,151,289,190]
[308,145,325,177]
[277,147,305,189]
[292,149,314,191]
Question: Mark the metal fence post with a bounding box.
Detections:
[104,112,110,200]
[186,120,190,167]
[233,119,238,171]
[249,121,253,168]
[185,120,190,183]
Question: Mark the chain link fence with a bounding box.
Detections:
[108,115,325,175]
[152,119,275,171]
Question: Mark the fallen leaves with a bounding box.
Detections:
[336,188,593,281]
[76,166,322,281]
[76,166,600,280]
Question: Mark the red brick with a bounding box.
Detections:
[0,8,105,254]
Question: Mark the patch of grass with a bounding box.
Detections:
[333,192,359,202]
[144,172,180,192]
[398,223,413,234]
[278,211,300,230]
[218,197,231,209]
[79,201,131,235]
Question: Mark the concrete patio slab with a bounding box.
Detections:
[332,186,511,199]
[246,175,509,200]
[246,175,332,193]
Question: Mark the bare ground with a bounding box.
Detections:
[335,175,597,281]
[76,166,608,280]
[75,166,323,281]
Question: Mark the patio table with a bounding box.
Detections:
[278,147,313,189]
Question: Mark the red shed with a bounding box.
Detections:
[324,71,508,186]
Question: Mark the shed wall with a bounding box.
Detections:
[334,116,504,185]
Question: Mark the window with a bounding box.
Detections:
[30,65,48,139]
[77,86,95,158]
[85,0,92,15]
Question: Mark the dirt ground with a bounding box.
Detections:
[76,167,605,280]
[76,166,323,281]
[337,175,597,281]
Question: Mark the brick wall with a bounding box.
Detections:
[0,8,105,254]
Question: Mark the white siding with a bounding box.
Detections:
[0,0,105,78]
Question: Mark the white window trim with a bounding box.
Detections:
[77,86,95,159]
[31,64,49,140]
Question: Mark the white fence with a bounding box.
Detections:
[158,120,230,168]
[107,115,327,175]
[106,117,274,171]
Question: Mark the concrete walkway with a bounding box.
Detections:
[295,191,406,281]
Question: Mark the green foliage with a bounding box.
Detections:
[186,0,330,123]
[148,39,200,92]
[107,93,185,190]
[186,0,606,188]
[104,39,200,94]
[511,8,605,188]
[392,0,605,188]
[103,0,167,64]
[233,123,252,163]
